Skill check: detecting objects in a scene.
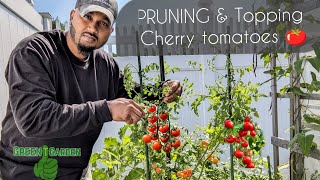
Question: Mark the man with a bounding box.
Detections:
[0,0,182,179]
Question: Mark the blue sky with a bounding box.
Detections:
[33,0,129,23]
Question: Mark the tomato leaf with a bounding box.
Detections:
[294,58,303,74]
[287,87,306,96]
[307,57,320,72]
[304,114,320,125]
[124,168,144,180]
[297,134,314,156]
[312,42,320,58]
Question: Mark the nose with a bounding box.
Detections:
[86,21,99,34]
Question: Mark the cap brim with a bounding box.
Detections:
[79,4,114,25]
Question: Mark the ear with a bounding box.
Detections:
[70,9,75,23]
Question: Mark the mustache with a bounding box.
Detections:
[82,32,98,40]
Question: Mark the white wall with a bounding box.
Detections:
[0,0,42,137]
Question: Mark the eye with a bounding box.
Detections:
[100,21,111,28]
[83,14,92,20]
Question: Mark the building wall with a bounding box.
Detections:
[0,0,42,138]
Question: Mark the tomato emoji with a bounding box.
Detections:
[234,149,244,159]
[170,128,180,137]
[142,134,152,143]
[242,156,252,165]
[159,112,168,120]
[224,119,234,129]
[286,29,306,46]
[159,124,169,133]
[148,104,157,113]
[148,115,158,124]
[152,141,162,151]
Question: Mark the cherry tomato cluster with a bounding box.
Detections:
[142,104,182,152]
[176,168,192,179]
[208,155,219,164]
[152,164,162,174]
[224,116,258,168]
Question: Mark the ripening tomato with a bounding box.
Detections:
[152,141,162,151]
[148,115,158,124]
[242,140,249,148]
[244,116,251,122]
[148,104,157,113]
[243,122,254,131]
[183,168,192,177]
[242,156,252,165]
[160,134,169,143]
[234,149,244,159]
[148,124,157,133]
[152,164,158,169]
[246,162,255,168]
[159,112,168,120]
[177,171,184,178]
[224,120,234,129]
[142,134,152,143]
[171,138,181,148]
[159,124,169,133]
[212,157,219,164]
[201,140,209,148]
[250,130,256,137]
[170,128,180,137]
[285,29,306,46]
[155,167,161,174]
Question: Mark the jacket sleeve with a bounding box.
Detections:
[6,46,112,139]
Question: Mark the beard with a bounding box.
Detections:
[70,23,96,56]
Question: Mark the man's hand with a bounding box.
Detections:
[162,80,183,103]
[108,98,145,124]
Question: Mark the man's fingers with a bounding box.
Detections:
[164,81,181,97]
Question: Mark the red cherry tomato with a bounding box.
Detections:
[148,115,158,124]
[142,134,152,143]
[152,141,162,151]
[224,135,235,144]
[234,149,244,159]
[250,130,256,137]
[244,116,251,122]
[242,156,252,165]
[224,120,234,129]
[239,130,248,137]
[170,128,181,137]
[160,134,170,143]
[246,162,255,168]
[148,104,157,113]
[243,122,254,131]
[150,133,158,140]
[163,143,171,153]
[148,124,157,133]
[159,112,168,120]
[286,29,306,46]
[171,138,181,148]
[242,140,249,148]
[159,124,169,133]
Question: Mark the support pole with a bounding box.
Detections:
[136,31,151,180]
[271,54,279,174]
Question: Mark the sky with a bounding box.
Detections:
[33,0,129,23]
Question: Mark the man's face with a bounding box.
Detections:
[69,9,113,54]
